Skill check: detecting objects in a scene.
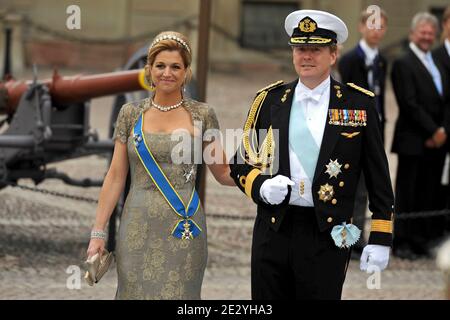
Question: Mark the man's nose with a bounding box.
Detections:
[302,51,313,59]
[422,33,434,41]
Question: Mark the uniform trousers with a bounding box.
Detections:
[251,206,351,300]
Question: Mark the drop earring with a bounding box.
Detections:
[145,75,155,91]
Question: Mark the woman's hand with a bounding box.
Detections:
[86,238,106,259]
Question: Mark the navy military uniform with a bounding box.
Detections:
[230,10,394,299]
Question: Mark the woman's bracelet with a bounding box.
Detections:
[91,229,107,240]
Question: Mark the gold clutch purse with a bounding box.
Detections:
[84,249,114,286]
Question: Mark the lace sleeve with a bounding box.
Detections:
[205,106,220,131]
[112,103,132,144]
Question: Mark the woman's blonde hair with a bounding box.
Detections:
[145,31,193,86]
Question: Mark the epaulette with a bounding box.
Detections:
[256,80,284,94]
[346,82,375,97]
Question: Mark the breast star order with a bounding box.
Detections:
[325,159,342,179]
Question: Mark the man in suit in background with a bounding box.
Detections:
[391,12,450,259]
[338,9,388,257]
[339,9,388,140]
[433,5,450,237]
[433,6,450,79]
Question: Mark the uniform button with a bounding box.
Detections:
[271,217,276,224]
[344,163,350,169]
[327,217,333,223]
[339,181,344,187]
[332,199,337,205]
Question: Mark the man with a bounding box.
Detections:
[230,10,394,299]
[339,9,388,139]
[338,9,388,257]
[391,12,450,259]
[433,6,450,236]
[433,6,450,79]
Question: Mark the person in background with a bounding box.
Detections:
[338,8,388,257]
[391,12,450,259]
[433,5,450,239]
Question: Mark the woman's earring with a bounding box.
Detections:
[143,64,154,90]
[183,78,187,93]
[146,77,155,91]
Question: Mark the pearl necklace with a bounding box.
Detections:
[150,98,184,112]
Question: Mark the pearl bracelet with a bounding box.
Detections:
[91,230,107,240]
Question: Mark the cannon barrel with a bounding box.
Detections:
[0,69,151,115]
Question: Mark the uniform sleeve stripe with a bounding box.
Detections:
[371,219,393,233]
[245,169,261,198]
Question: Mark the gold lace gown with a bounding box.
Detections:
[112,98,219,299]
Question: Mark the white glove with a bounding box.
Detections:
[360,244,390,272]
[260,175,295,205]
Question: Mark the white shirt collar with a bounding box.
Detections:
[409,41,429,61]
[359,39,378,64]
[445,39,450,57]
[295,76,330,103]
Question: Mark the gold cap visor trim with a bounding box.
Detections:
[290,37,332,44]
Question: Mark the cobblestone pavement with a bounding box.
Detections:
[0,68,448,300]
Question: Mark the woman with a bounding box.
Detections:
[86,31,235,299]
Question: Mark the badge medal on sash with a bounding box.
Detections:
[331,222,361,248]
[133,113,202,240]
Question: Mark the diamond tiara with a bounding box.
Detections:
[150,34,191,53]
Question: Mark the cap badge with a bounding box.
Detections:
[298,17,317,33]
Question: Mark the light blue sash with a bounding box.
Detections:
[289,99,320,181]
[133,113,201,239]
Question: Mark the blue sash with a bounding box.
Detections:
[133,113,202,239]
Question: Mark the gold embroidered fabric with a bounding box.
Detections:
[112,98,219,300]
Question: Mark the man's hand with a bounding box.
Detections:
[360,244,390,272]
[432,127,447,148]
[425,138,436,148]
[260,175,295,205]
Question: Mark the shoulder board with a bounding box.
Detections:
[346,83,375,97]
[256,80,284,94]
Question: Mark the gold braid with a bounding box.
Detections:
[239,90,276,174]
